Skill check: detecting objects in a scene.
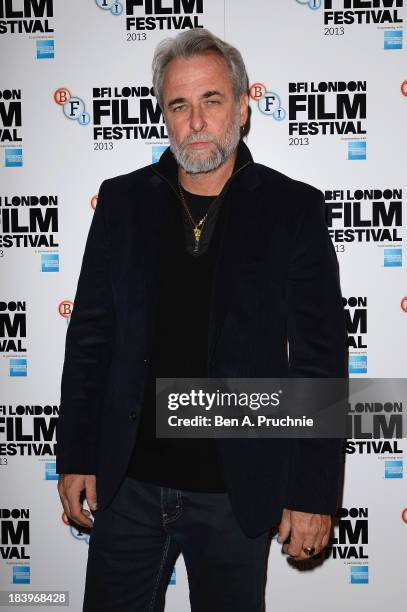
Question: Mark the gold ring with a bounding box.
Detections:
[303,546,316,556]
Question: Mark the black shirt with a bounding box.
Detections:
[180,185,224,257]
[126,186,227,491]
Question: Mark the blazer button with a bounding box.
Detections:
[143,358,148,366]
[129,411,137,422]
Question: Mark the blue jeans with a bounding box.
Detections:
[83,477,271,611]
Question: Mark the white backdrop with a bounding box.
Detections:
[1,1,406,610]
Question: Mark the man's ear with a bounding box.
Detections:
[239,93,249,128]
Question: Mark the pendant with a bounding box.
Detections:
[193,227,201,253]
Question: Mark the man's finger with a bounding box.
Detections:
[278,509,291,544]
[57,483,71,521]
[66,485,93,528]
[59,494,71,521]
[69,503,93,528]
[282,531,305,558]
[313,523,331,556]
[85,478,97,512]
[300,539,319,560]
[320,530,331,551]
[312,534,324,556]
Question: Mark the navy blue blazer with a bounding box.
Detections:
[56,141,348,537]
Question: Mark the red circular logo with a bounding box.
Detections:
[58,300,73,318]
[249,83,266,101]
[401,80,407,97]
[54,87,71,106]
[401,297,407,313]
[91,194,98,210]
[402,508,407,524]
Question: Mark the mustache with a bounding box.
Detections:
[180,134,216,146]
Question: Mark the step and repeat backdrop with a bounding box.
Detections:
[1,1,406,610]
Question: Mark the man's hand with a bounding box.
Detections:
[58,474,97,529]
[278,508,331,561]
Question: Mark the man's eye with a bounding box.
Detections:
[206,100,220,105]
[173,105,186,112]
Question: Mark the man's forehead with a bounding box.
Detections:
[162,53,232,94]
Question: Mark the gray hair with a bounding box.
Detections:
[152,28,249,110]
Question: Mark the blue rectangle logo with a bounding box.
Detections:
[9,358,27,377]
[350,565,368,584]
[169,567,176,585]
[13,566,30,585]
[384,248,402,267]
[384,30,403,50]
[349,355,367,374]
[5,148,23,167]
[348,141,366,161]
[41,253,59,272]
[152,145,168,164]
[45,462,58,480]
[36,39,55,59]
[385,460,403,479]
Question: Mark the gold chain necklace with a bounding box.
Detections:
[177,181,220,253]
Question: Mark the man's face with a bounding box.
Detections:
[161,53,248,174]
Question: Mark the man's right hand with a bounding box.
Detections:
[58,474,97,529]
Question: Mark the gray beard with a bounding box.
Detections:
[168,112,241,174]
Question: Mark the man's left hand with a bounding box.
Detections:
[278,508,331,561]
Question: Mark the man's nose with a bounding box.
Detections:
[189,104,206,132]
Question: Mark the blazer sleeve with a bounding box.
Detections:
[284,187,348,515]
[56,180,115,475]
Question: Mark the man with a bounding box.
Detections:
[56,28,348,612]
